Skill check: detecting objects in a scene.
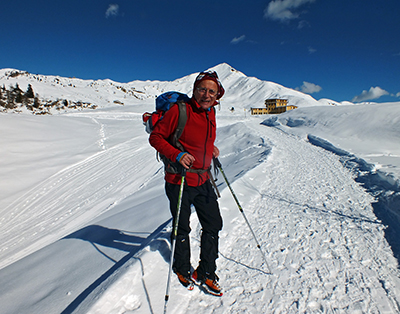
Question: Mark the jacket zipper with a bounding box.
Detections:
[203,110,210,169]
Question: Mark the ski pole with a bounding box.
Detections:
[164,169,186,314]
[213,157,272,274]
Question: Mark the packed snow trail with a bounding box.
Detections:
[86,119,400,314]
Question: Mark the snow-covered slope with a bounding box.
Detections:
[1,63,400,314]
[0,63,324,114]
[260,103,400,182]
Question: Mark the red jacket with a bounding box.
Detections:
[149,97,216,186]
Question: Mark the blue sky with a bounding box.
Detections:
[1,0,399,103]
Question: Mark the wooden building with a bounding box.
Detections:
[251,99,297,115]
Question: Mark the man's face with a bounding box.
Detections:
[193,80,219,110]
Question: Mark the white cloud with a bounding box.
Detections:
[308,46,316,54]
[352,86,389,102]
[106,4,119,18]
[264,0,316,22]
[297,81,322,94]
[298,20,310,29]
[396,92,400,97]
[231,35,246,44]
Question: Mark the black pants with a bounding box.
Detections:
[165,180,223,277]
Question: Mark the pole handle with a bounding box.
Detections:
[213,157,222,168]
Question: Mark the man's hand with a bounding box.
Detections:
[179,153,195,169]
[213,146,220,158]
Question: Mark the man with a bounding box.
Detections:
[149,71,224,295]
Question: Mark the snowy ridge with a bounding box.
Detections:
[1,63,325,114]
[1,63,400,313]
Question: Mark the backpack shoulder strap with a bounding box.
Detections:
[157,100,188,173]
[171,100,187,151]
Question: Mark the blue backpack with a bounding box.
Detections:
[142,91,190,135]
[142,92,190,172]
[156,91,189,112]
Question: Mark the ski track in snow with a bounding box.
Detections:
[0,128,157,270]
[86,120,400,314]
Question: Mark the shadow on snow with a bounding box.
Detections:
[60,221,172,314]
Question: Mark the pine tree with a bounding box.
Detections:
[14,84,23,103]
[5,89,17,109]
[25,84,34,98]
[0,87,5,108]
[33,96,41,108]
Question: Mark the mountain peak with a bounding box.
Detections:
[206,63,246,79]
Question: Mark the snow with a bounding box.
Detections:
[1,63,400,313]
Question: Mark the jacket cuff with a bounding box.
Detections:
[176,152,187,163]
